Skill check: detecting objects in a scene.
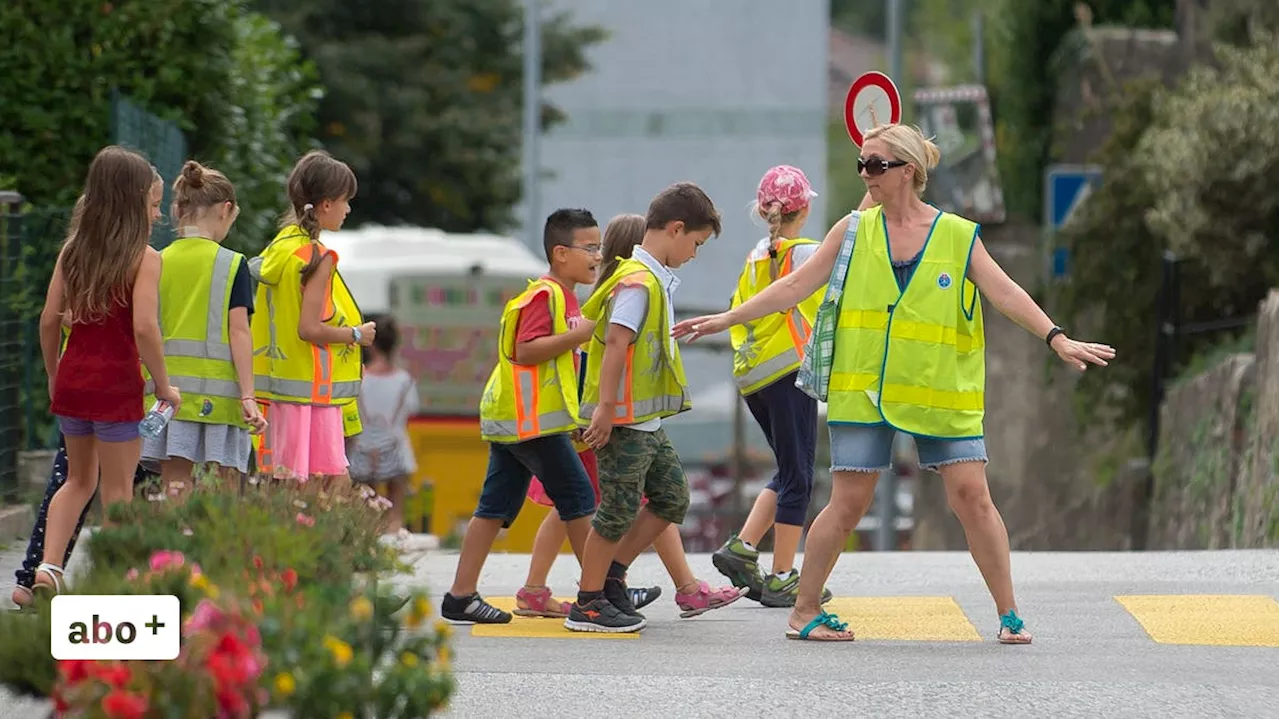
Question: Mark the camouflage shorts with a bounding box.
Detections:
[592,427,690,542]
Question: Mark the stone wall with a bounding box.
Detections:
[1147,291,1279,549]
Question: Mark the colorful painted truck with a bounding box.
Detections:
[324,226,554,550]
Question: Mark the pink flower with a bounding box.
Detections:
[295,513,315,527]
[125,568,139,581]
[184,599,226,635]
[149,550,185,572]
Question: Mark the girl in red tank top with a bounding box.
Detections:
[31,146,181,598]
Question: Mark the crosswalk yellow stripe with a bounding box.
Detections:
[1114,594,1280,647]
[821,597,982,641]
[469,597,640,640]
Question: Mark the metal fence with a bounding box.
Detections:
[2,91,188,463]
[0,193,26,501]
[110,89,187,248]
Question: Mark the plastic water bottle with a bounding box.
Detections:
[138,401,175,439]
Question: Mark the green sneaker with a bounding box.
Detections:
[711,535,765,602]
[759,569,834,608]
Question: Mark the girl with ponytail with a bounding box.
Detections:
[249,150,375,483]
[711,165,832,608]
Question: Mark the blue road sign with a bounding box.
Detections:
[1045,164,1103,231]
[1044,165,1102,278]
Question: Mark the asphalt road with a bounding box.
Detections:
[3,544,1277,718]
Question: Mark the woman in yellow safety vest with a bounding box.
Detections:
[711,165,835,609]
[675,124,1115,643]
[141,161,267,487]
[250,151,375,483]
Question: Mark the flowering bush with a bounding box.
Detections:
[0,478,454,716]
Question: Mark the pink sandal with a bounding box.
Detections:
[514,586,572,618]
[675,581,748,618]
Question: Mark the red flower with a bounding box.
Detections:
[251,598,264,615]
[295,512,315,527]
[52,689,69,713]
[281,568,298,592]
[58,659,93,685]
[252,555,264,570]
[215,686,249,717]
[101,690,148,719]
[93,661,132,689]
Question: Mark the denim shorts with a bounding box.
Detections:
[829,422,987,473]
[475,434,596,527]
[58,416,140,443]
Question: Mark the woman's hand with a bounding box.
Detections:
[672,311,734,342]
[241,398,268,435]
[1051,335,1116,371]
[356,321,377,346]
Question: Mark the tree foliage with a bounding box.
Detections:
[1057,32,1279,426]
[986,0,1177,220]
[252,0,606,232]
[0,1,319,253]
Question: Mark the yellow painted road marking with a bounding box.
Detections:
[821,597,982,641]
[1114,594,1279,647]
[470,597,639,639]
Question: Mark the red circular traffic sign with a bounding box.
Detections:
[844,71,902,147]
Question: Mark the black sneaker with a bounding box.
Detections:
[564,597,646,633]
[629,585,662,610]
[604,575,642,617]
[440,592,512,624]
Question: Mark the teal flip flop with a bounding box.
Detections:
[998,609,1032,644]
[785,611,854,641]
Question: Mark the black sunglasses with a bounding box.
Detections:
[857,156,908,176]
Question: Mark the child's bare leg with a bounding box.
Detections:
[384,477,406,532]
[652,523,698,593]
[37,435,99,587]
[526,510,567,587]
[737,488,777,547]
[160,458,195,500]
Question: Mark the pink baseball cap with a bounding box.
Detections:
[757,165,817,214]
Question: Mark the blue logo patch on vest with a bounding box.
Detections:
[937,272,953,289]
[200,399,214,417]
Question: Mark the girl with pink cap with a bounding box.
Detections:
[710,165,833,607]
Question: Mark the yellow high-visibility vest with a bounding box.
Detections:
[579,258,691,425]
[827,205,986,438]
[143,237,248,428]
[249,225,363,407]
[479,278,580,442]
[729,238,825,395]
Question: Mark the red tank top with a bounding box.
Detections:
[51,296,145,422]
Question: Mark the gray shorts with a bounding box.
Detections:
[829,422,987,473]
[58,416,139,443]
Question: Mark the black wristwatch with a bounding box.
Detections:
[1044,326,1065,347]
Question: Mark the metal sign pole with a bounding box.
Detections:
[521,0,542,252]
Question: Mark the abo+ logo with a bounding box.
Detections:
[51,595,181,660]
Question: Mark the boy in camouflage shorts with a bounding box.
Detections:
[566,183,723,633]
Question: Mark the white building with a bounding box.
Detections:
[530,0,831,438]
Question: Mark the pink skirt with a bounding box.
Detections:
[256,401,348,479]
[528,448,601,507]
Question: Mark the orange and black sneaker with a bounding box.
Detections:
[564,597,646,633]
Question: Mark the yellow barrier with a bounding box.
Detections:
[401,417,551,552]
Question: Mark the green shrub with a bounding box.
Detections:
[0,479,454,716]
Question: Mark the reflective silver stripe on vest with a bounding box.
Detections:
[480,409,578,440]
[146,376,240,398]
[162,247,238,361]
[735,346,802,390]
[579,394,687,422]
[253,375,361,400]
